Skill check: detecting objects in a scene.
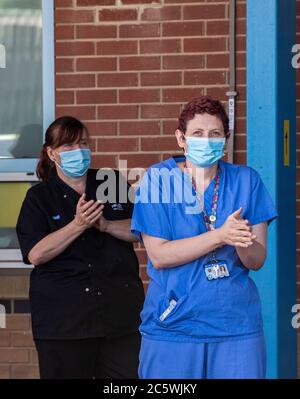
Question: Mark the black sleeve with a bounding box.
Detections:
[16,189,50,265]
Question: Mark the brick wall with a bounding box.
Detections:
[0,315,38,379]
[54,0,247,292]
[0,0,298,379]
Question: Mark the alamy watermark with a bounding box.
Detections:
[291,44,300,69]
[291,304,300,329]
[95,160,207,215]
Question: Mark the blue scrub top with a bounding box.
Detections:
[131,157,278,343]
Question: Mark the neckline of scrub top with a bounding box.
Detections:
[170,155,223,197]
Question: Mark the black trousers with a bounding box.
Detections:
[35,332,141,379]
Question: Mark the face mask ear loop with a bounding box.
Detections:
[182,133,188,156]
[50,151,62,170]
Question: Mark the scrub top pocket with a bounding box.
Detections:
[153,293,195,329]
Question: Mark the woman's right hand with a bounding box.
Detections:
[73,193,104,230]
[217,207,256,248]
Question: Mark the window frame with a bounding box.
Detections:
[0,0,55,268]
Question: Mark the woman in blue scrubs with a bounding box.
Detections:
[131,96,278,379]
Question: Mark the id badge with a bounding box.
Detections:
[204,260,229,280]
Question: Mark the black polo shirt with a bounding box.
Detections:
[16,168,145,340]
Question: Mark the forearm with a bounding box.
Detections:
[236,240,266,270]
[106,219,137,242]
[145,229,223,269]
[28,220,86,265]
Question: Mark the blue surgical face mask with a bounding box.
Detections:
[184,137,225,167]
[54,148,91,178]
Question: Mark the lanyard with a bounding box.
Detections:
[183,162,221,261]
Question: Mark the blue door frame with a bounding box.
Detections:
[247,0,297,378]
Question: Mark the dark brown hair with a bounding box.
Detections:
[36,116,89,181]
[178,96,230,137]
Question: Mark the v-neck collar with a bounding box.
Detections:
[170,155,223,196]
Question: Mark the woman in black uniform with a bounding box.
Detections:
[16,116,145,379]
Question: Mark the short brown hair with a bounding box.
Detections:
[178,96,229,137]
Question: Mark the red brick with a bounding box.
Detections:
[207,54,229,69]
[162,120,178,135]
[97,41,138,55]
[236,36,246,52]
[236,19,246,35]
[184,70,227,85]
[56,41,95,56]
[236,53,246,69]
[56,90,75,105]
[183,4,226,20]
[136,249,148,265]
[141,72,181,86]
[163,55,204,70]
[184,37,227,52]
[234,151,247,165]
[206,87,228,102]
[141,104,180,119]
[0,366,10,379]
[56,0,73,6]
[119,89,160,103]
[97,138,138,152]
[120,56,161,71]
[122,0,158,3]
[56,74,95,88]
[119,153,160,168]
[56,106,96,120]
[55,58,74,73]
[207,21,229,36]
[56,25,74,40]
[97,72,138,88]
[76,25,116,39]
[141,136,178,151]
[119,121,160,136]
[76,57,117,72]
[120,23,160,38]
[11,332,34,348]
[30,349,39,365]
[0,348,29,363]
[235,118,246,134]
[163,21,204,37]
[11,365,39,379]
[77,0,115,5]
[141,6,181,21]
[235,134,246,151]
[236,3,246,19]
[99,9,137,21]
[85,121,118,136]
[236,69,246,84]
[97,105,138,120]
[140,267,149,283]
[55,9,94,24]
[0,331,10,347]
[91,154,118,169]
[6,315,30,330]
[163,88,204,103]
[77,89,117,104]
[140,39,181,54]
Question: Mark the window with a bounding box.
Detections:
[0,0,54,267]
